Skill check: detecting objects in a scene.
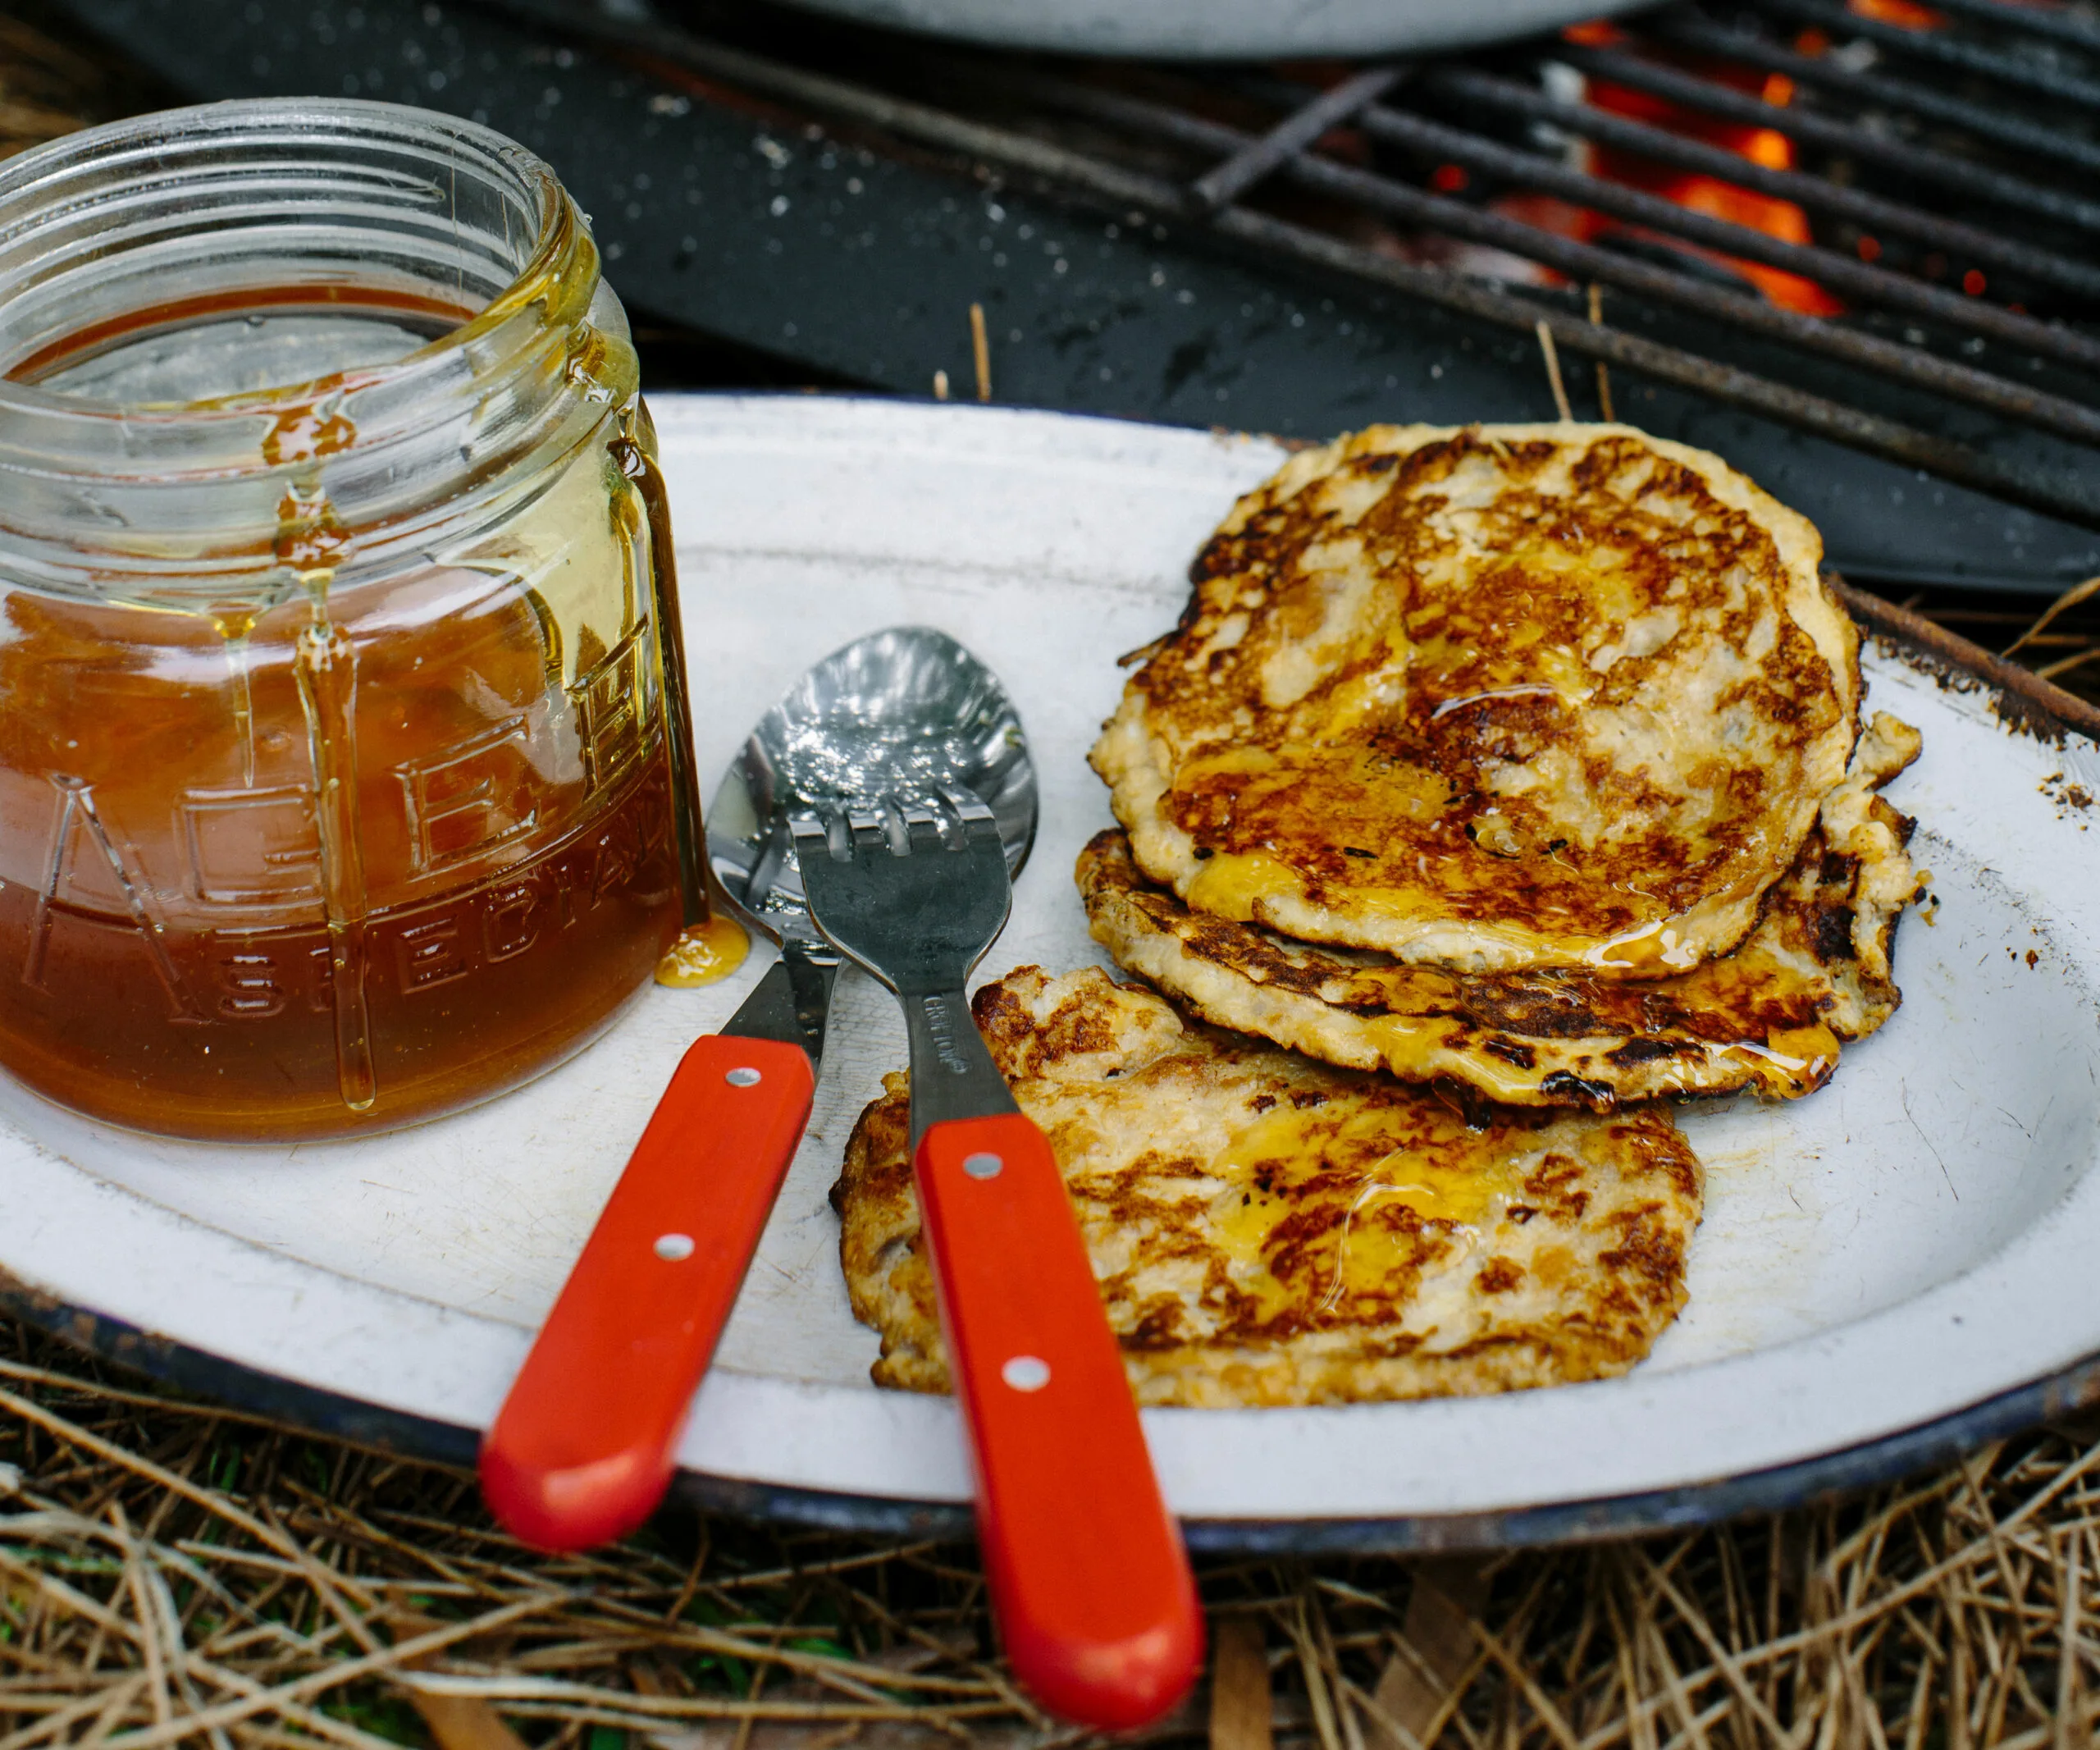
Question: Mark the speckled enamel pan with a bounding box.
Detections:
[7,396,2098,1551]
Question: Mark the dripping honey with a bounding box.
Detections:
[656,919,750,989]
[0,287,708,1140]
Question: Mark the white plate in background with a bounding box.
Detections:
[776,0,1649,62]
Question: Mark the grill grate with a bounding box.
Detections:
[481,0,2100,540]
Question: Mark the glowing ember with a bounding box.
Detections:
[1522,21,1842,316]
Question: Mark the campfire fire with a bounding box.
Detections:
[1541,19,1840,314]
[1459,0,1964,315]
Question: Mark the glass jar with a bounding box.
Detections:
[0,99,710,1141]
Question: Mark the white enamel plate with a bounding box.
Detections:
[7,397,2099,1551]
[775,0,1651,62]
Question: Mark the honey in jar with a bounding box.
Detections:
[0,100,715,1140]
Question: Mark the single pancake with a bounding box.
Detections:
[1092,423,1859,973]
[1083,713,1921,1109]
[835,966,1704,1408]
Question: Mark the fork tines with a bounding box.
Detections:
[792,787,1000,861]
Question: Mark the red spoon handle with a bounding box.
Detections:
[481,1033,815,1552]
[914,1112,1203,1731]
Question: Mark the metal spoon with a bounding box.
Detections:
[707,622,1036,1063]
[480,627,1034,1552]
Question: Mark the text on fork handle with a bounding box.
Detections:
[920,993,972,1075]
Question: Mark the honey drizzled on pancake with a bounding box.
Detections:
[1093,423,1860,974]
[836,966,1704,1408]
[1080,711,1920,1109]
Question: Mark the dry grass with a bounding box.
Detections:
[1890,577,2100,710]
[2,1315,2098,1749]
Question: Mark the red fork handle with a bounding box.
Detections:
[480,1034,815,1552]
[915,1112,1203,1731]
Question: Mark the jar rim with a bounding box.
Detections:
[0,98,636,608]
[0,97,578,422]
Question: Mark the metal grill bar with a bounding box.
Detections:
[459,0,2100,534]
[1746,0,2100,111]
[1190,65,1404,210]
[483,4,2100,524]
[1214,199,2100,525]
[1425,65,2100,300]
[1564,37,2100,231]
[1034,73,2100,445]
[1926,0,2100,55]
[1343,91,2100,370]
[1652,13,2100,181]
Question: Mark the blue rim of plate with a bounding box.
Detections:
[7,1273,2098,1554]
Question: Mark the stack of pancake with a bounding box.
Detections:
[838,423,1921,1407]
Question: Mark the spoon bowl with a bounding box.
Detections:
[709,625,1037,941]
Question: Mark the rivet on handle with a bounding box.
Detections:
[654,1233,696,1261]
[962,1151,1004,1180]
[726,1067,762,1087]
[1001,1355,1051,1392]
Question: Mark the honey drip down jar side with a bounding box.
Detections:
[0,99,709,1140]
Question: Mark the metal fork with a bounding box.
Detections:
[792,789,1201,1732]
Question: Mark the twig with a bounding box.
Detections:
[1536,319,1573,422]
[970,303,991,402]
[2004,572,2100,658]
[1588,284,1614,421]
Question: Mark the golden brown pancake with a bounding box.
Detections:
[1092,423,1860,974]
[1082,713,1921,1109]
[835,966,1703,1407]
